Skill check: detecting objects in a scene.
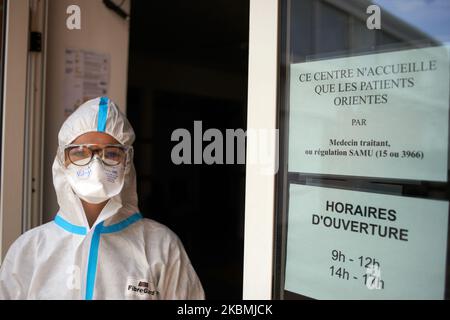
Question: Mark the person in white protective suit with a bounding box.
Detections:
[0,96,205,300]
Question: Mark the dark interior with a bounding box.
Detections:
[126,0,249,299]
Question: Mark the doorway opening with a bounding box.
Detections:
[127,0,249,299]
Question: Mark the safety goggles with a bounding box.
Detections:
[63,144,132,167]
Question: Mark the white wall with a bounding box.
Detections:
[43,0,130,222]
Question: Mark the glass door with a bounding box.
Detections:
[276,0,450,299]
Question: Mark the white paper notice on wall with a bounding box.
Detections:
[284,184,449,299]
[289,46,450,182]
[64,48,110,117]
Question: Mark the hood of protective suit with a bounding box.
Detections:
[53,96,139,230]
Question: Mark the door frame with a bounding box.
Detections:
[243,0,279,299]
[0,0,30,261]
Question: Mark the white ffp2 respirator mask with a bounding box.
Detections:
[65,157,125,204]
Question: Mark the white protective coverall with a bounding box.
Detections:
[0,97,205,300]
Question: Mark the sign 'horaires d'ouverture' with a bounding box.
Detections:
[288,46,450,181]
[284,184,449,299]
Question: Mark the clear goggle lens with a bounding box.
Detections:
[65,144,128,166]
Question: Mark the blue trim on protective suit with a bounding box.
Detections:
[53,212,143,300]
[54,215,87,235]
[85,222,102,300]
[100,212,143,233]
[97,96,109,132]
[84,213,142,300]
